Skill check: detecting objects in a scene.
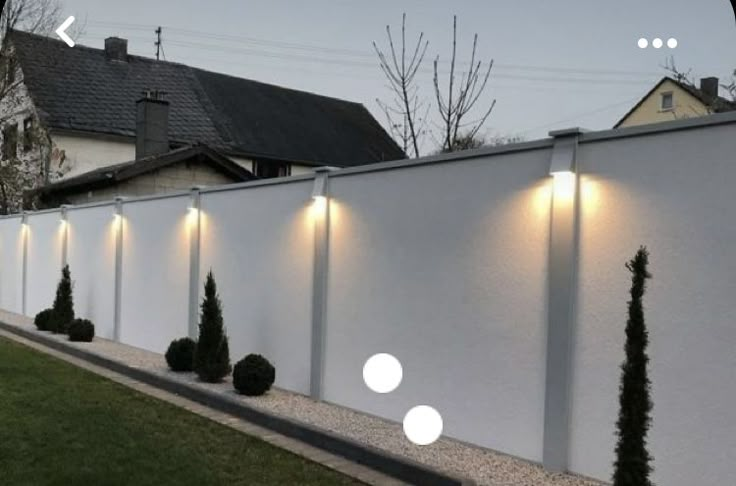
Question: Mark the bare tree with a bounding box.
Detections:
[433,16,496,153]
[373,13,428,158]
[723,69,736,101]
[0,0,69,214]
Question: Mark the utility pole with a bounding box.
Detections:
[155,26,162,61]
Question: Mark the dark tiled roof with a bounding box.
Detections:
[614,76,736,128]
[675,79,736,113]
[35,144,255,196]
[10,30,405,166]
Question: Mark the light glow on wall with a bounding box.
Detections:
[186,206,200,226]
[312,195,327,215]
[552,171,577,201]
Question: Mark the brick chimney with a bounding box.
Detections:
[136,90,170,160]
[700,77,719,100]
[104,37,128,62]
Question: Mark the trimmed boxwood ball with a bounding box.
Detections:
[34,309,53,331]
[233,354,275,396]
[166,337,197,372]
[68,319,95,342]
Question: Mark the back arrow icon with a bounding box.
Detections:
[55,16,75,47]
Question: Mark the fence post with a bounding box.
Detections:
[187,188,202,339]
[310,168,331,400]
[60,205,69,268]
[113,198,124,342]
[543,128,583,471]
[20,212,28,316]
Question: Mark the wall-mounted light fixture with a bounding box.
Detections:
[311,167,329,213]
[60,205,69,225]
[187,186,201,226]
[548,129,580,200]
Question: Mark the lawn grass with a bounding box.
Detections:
[0,336,361,486]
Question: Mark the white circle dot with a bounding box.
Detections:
[363,353,402,394]
[652,38,663,49]
[637,38,648,49]
[403,405,443,446]
[667,38,678,49]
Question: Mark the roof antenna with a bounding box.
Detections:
[155,26,163,61]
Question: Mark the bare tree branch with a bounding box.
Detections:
[373,13,428,158]
[0,0,65,213]
[433,16,496,153]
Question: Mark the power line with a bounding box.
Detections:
[84,20,662,78]
[518,96,641,135]
[83,32,655,89]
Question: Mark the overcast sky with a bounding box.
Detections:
[60,0,736,154]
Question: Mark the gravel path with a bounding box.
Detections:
[0,310,605,486]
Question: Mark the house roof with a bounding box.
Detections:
[34,144,255,196]
[614,76,736,128]
[9,29,405,167]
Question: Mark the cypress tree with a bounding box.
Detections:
[193,271,231,382]
[50,265,75,334]
[613,247,654,486]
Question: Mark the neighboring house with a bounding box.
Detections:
[615,76,736,128]
[0,29,404,209]
[33,143,256,206]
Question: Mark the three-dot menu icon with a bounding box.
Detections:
[638,37,678,49]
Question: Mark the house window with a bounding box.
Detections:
[253,161,290,179]
[2,123,18,160]
[660,92,674,111]
[22,117,33,152]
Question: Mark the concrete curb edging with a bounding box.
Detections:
[0,321,474,486]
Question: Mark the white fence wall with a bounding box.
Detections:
[1,114,735,485]
[570,123,736,486]
[200,182,315,395]
[26,212,64,317]
[119,197,191,353]
[0,218,23,313]
[67,206,117,340]
[324,150,552,461]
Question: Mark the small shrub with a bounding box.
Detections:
[34,309,53,331]
[165,337,197,372]
[50,265,75,334]
[194,271,231,382]
[233,354,275,396]
[68,319,94,342]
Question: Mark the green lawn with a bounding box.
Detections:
[0,337,360,486]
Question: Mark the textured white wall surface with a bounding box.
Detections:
[52,134,136,178]
[67,205,117,339]
[324,150,553,461]
[0,218,23,313]
[200,182,314,395]
[26,213,64,317]
[570,124,736,486]
[118,197,190,353]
